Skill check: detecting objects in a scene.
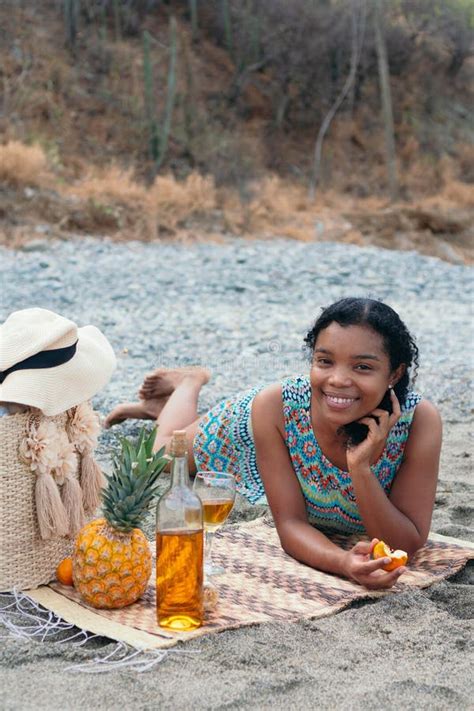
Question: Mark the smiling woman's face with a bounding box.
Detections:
[310,322,396,427]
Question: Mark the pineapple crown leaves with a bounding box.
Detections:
[102,425,170,532]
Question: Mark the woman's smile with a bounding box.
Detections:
[323,392,359,410]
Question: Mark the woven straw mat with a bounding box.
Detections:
[0,412,77,591]
[41,517,474,649]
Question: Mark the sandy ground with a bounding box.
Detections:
[0,418,472,711]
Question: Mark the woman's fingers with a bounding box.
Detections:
[359,407,397,437]
[371,407,390,420]
[351,539,374,555]
[357,416,380,432]
[362,556,394,575]
[362,566,406,590]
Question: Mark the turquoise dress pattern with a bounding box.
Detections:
[193,376,421,533]
[193,385,264,504]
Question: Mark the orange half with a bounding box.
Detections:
[372,540,408,571]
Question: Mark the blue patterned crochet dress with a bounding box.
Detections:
[193,376,421,534]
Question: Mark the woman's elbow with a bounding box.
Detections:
[387,525,427,557]
[405,530,428,557]
[275,519,304,560]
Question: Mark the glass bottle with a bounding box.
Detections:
[156,430,203,631]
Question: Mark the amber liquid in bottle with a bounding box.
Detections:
[156,430,203,631]
[202,500,234,531]
[156,529,203,630]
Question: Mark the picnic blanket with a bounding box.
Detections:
[27,518,474,651]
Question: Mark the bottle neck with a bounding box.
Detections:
[170,455,190,488]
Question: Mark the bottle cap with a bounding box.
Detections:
[169,430,187,457]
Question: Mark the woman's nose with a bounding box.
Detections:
[327,368,352,387]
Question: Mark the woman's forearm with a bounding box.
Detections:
[277,518,348,576]
[350,465,423,553]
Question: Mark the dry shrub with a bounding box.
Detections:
[431,155,474,208]
[0,141,49,187]
[66,165,146,205]
[220,176,357,240]
[456,143,474,184]
[245,175,310,232]
[61,168,217,238]
[218,188,246,233]
[279,222,314,242]
[441,180,474,207]
[61,200,122,234]
[146,172,217,231]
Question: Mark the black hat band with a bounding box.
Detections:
[0,341,78,385]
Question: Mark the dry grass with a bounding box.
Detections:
[437,153,474,208]
[218,175,314,235]
[0,141,49,187]
[65,165,147,204]
[63,166,331,240]
[55,160,474,246]
[217,176,296,234]
[147,173,217,231]
[440,179,474,207]
[1,141,471,257]
[62,167,217,236]
[417,154,474,210]
[247,175,309,222]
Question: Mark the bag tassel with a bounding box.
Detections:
[80,451,105,513]
[62,473,86,536]
[35,472,69,540]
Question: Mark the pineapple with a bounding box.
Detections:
[73,426,169,609]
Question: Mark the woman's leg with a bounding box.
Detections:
[104,368,210,472]
[153,369,210,473]
[103,398,168,428]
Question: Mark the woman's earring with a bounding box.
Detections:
[388,384,393,389]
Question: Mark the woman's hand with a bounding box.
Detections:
[346,389,401,471]
[342,538,406,589]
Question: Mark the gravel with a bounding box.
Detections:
[2,236,472,433]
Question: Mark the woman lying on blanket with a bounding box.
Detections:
[105,297,442,591]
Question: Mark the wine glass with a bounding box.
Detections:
[193,471,236,577]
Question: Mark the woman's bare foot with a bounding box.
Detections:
[138,367,211,400]
[104,368,211,429]
[103,396,168,429]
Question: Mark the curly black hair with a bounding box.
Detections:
[304,297,420,445]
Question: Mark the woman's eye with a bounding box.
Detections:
[355,364,372,371]
[316,358,332,366]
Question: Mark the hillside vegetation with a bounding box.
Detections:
[1,0,473,262]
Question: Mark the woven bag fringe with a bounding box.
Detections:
[61,473,86,537]
[80,452,105,513]
[0,405,103,591]
[35,470,69,540]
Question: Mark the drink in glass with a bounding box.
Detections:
[193,471,235,576]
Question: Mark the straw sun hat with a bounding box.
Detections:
[0,308,116,416]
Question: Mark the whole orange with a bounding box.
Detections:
[56,557,74,586]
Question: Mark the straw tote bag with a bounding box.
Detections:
[0,405,103,591]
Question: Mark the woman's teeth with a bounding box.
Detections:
[325,394,356,407]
